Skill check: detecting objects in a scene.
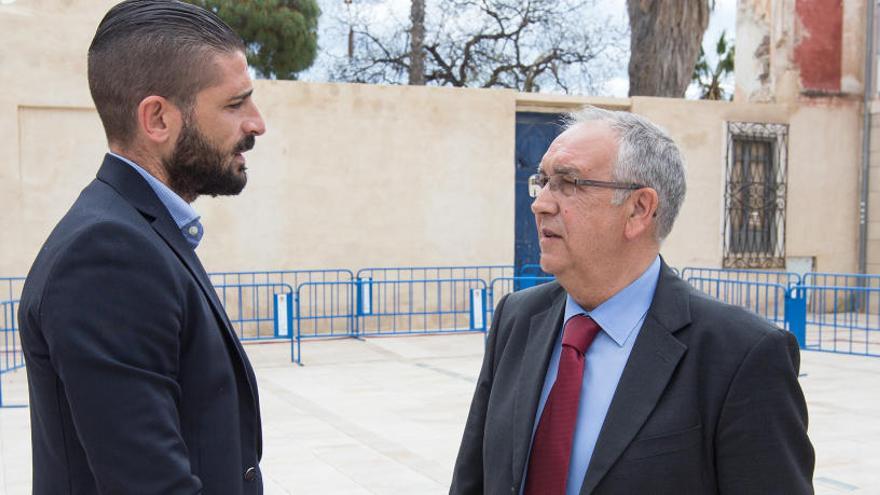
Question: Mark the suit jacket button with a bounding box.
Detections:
[244,467,257,481]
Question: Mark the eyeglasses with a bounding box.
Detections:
[528,172,646,198]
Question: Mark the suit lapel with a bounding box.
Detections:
[512,285,567,489]
[95,155,260,406]
[579,263,691,494]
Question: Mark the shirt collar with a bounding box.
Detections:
[563,255,662,347]
[109,152,203,249]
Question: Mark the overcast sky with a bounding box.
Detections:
[300,0,737,98]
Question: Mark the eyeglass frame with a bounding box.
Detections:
[528,172,647,199]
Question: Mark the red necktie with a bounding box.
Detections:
[524,315,601,495]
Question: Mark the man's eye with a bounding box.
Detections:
[228,101,244,109]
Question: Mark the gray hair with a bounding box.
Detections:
[564,106,687,241]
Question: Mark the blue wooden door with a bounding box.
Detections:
[514,112,564,278]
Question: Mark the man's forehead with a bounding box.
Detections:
[555,121,615,147]
[200,50,252,93]
[540,122,617,174]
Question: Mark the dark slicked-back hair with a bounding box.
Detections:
[88,0,245,145]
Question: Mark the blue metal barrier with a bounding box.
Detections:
[686,277,789,325]
[801,272,880,316]
[681,267,800,287]
[209,269,353,291]
[356,265,513,285]
[518,264,548,277]
[4,264,880,372]
[790,285,880,357]
[208,269,352,343]
[293,277,488,348]
[356,278,488,337]
[294,281,357,339]
[802,272,880,289]
[0,277,25,304]
[212,282,296,343]
[488,276,555,322]
[513,265,553,290]
[1,300,26,408]
[785,288,807,349]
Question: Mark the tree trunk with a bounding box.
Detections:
[627,0,710,97]
[409,0,426,85]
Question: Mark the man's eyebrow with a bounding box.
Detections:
[230,88,254,102]
[538,165,578,175]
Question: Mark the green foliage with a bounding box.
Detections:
[692,30,735,100]
[187,0,320,80]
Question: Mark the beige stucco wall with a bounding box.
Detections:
[866,103,880,274]
[206,81,517,272]
[0,0,866,278]
[785,99,862,272]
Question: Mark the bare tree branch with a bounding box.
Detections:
[330,0,626,95]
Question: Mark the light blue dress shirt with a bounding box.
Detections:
[109,152,204,249]
[521,256,661,495]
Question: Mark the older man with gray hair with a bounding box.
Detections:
[450,106,814,495]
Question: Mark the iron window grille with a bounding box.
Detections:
[723,122,788,269]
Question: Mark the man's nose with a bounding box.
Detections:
[531,186,558,216]
[245,104,266,136]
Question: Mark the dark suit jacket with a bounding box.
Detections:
[450,261,814,494]
[19,155,263,494]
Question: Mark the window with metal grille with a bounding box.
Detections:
[723,122,788,268]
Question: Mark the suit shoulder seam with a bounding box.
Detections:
[37,219,161,321]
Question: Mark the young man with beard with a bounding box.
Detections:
[18,1,266,493]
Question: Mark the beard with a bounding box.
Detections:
[163,118,255,200]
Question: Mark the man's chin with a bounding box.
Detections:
[220,183,246,197]
[200,177,247,197]
[538,255,562,276]
[221,168,248,195]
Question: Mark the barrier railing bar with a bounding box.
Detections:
[211,282,295,342]
[0,299,26,407]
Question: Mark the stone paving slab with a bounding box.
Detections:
[0,333,877,494]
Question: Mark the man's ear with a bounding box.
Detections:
[136,95,182,145]
[624,187,659,240]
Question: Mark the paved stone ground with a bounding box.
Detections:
[0,333,877,494]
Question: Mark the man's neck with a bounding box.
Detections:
[559,251,659,311]
[109,145,165,181]
[109,145,195,203]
